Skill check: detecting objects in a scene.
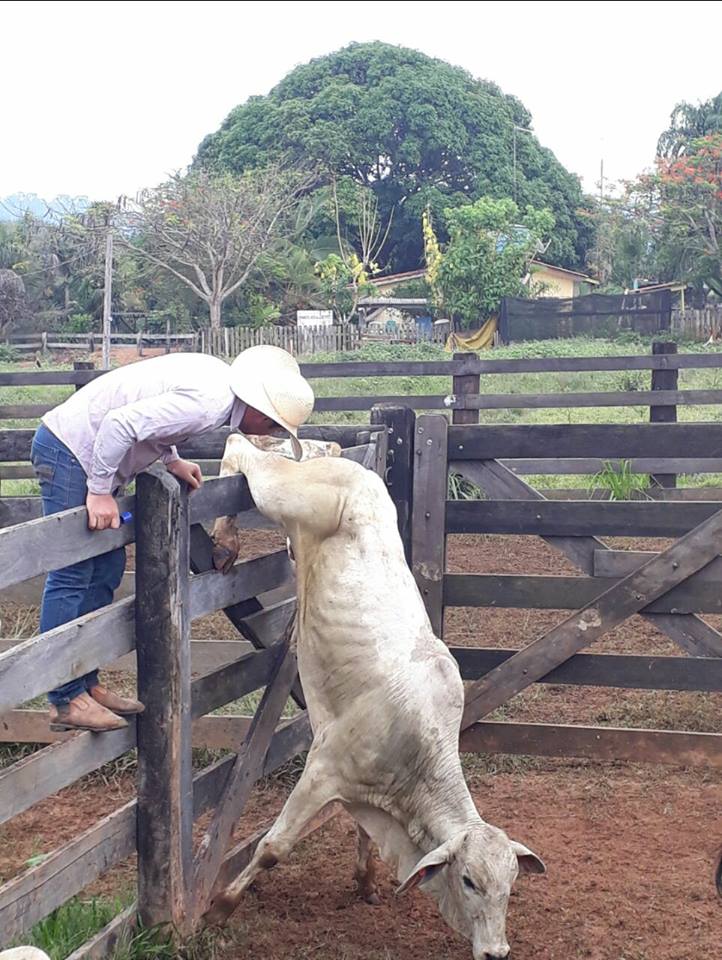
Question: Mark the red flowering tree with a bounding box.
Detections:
[654,134,722,295]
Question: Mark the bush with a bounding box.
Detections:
[64,313,94,334]
[0,344,19,362]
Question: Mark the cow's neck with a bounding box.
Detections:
[397,755,481,852]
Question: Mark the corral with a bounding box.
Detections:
[0,345,721,960]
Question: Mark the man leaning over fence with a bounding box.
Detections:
[31,346,315,733]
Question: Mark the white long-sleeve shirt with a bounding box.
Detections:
[43,353,244,494]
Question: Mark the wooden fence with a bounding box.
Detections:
[409,410,722,769]
[199,324,360,356]
[5,341,722,510]
[0,422,389,953]
[1,397,722,949]
[4,332,198,355]
[672,304,722,341]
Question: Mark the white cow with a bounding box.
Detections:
[208,434,544,960]
[0,949,52,960]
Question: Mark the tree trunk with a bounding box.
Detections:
[209,298,222,330]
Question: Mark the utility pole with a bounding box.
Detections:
[512,124,531,203]
[102,229,113,371]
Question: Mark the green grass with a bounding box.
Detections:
[16,893,223,960]
[17,895,134,960]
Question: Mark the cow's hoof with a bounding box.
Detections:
[364,892,382,906]
[202,892,237,927]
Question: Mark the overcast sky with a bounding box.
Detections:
[3,1,721,202]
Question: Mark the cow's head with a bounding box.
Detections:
[211,434,342,573]
[398,823,544,960]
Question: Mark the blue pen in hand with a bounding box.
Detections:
[119,511,133,525]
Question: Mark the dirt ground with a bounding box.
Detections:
[1,533,721,959]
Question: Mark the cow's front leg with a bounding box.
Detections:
[354,824,381,905]
[203,751,338,926]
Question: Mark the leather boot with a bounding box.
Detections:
[49,691,128,733]
[89,683,145,716]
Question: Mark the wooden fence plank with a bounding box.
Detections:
[461,506,722,727]
[0,708,256,748]
[594,549,720,580]
[457,388,722,409]
[191,647,280,720]
[448,423,722,461]
[411,415,448,636]
[135,469,193,934]
[0,404,55,419]
[444,572,722,615]
[315,395,450,411]
[446,499,721,538]
[189,550,293,620]
[0,722,135,825]
[191,643,299,918]
[0,496,135,590]
[460,721,722,768]
[500,457,722,476]
[544,487,722,501]
[450,647,722,692]
[0,598,135,714]
[189,474,253,526]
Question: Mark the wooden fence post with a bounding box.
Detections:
[73,360,94,391]
[370,405,415,564]
[650,341,678,488]
[452,352,480,425]
[411,414,448,638]
[135,469,194,934]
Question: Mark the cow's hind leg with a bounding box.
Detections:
[203,750,338,926]
[354,825,381,905]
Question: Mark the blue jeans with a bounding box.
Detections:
[31,423,126,705]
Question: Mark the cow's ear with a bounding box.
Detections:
[396,840,457,896]
[510,840,546,875]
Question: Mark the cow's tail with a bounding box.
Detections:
[715,847,722,898]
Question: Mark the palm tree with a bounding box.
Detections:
[657,92,722,158]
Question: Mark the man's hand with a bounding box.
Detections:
[167,458,203,491]
[86,493,120,531]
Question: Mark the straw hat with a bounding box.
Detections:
[229,345,314,460]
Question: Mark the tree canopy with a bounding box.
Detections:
[657,92,722,159]
[426,197,554,327]
[195,42,592,272]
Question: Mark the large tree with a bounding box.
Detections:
[655,134,722,296]
[122,167,314,329]
[195,42,592,272]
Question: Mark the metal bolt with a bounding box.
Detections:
[672,561,679,570]
[458,445,464,451]
[427,438,432,446]
[425,511,430,519]
[396,437,403,445]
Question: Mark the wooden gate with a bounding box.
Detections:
[411,416,722,767]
